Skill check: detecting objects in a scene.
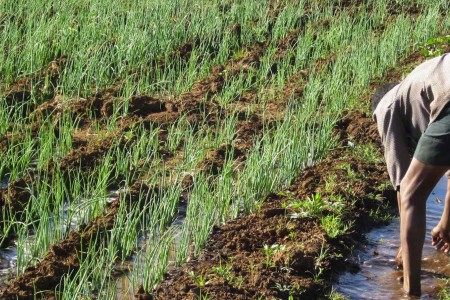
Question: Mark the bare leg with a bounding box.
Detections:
[399,158,447,296]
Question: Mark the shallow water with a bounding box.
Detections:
[0,188,121,289]
[335,177,450,299]
[0,246,16,287]
[115,202,187,299]
[1,175,8,189]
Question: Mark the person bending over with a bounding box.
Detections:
[372,53,450,296]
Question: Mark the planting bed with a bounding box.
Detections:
[0,0,449,299]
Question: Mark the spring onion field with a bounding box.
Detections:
[0,0,449,298]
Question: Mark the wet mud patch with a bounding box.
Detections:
[151,215,325,300]
[334,110,381,147]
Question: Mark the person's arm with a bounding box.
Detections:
[431,178,450,252]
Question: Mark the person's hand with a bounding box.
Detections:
[395,246,403,269]
[431,225,450,253]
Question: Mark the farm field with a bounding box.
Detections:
[0,0,449,299]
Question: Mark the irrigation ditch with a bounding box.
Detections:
[0,0,449,299]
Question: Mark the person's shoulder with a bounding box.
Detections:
[415,53,450,73]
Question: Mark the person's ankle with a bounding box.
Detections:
[405,284,421,297]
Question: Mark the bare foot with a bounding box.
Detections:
[395,246,403,269]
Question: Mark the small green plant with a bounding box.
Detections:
[288,193,328,218]
[274,282,304,297]
[261,244,286,268]
[369,202,394,223]
[274,283,292,292]
[288,230,296,241]
[288,193,346,219]
[320,215,353,239]
[353,144,383,164]
[189,271,209,287]
[234,275,245,289]
[328,289,349,300]
[437,278,450,299]
[198,290,210,300]
[335,162,357,180]
[419,35,450,58]
[212,259,233,281]
[377,180,391,192]
[309,243,330,283]
[324,174,338,194]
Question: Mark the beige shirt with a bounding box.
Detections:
[373,53,450,188]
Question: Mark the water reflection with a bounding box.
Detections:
[335,177,449,299]
[0,188,122,290]
[0,246,16,287]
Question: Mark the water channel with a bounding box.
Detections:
[0,187,121,289]
[335,176,450,299]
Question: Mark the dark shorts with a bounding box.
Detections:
[414,105,450,166]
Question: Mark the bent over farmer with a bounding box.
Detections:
[372,53,450,296]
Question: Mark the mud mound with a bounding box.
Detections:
[198,144,245,175]
[3,56,66,109]
[151,213,324,300]
[1,176,33,214]
[334,110,381,147]
[235,114,264,150]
